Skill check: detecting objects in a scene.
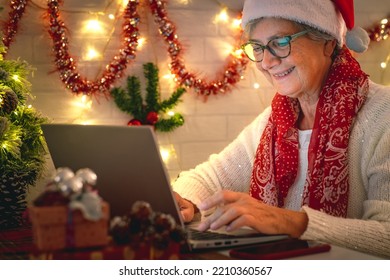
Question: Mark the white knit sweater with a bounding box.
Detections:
[173,81,390,258]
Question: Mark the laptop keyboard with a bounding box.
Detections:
[187,228,239,240]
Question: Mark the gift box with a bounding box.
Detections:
[29,167,110,252]
[29,202,110,251]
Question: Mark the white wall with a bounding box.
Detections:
[1,0,389,201]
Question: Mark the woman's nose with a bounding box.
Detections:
[260,48,279,70]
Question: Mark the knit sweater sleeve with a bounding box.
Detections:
[172,107,271,207]
[301,82,390,259]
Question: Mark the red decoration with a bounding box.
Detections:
[148,0,248,97]
[366,18,390,42]
[0,0,29,53]
[146,111,159,125]
[127,119,141,126]
[1,0,249,98]
[45,0,140,96]
[5,1,388,98]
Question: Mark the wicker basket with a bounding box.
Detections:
[29,202,110,251]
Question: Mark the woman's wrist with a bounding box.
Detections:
[289,211,309,238]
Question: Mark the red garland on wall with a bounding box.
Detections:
[45,0,140,96]
[149,0,248,96]
[1,0,29,51]
[1,0,248,98]
[2,1,388,97]
[367,17,390,42]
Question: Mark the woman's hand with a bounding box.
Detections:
[173,191,196,223]
[197,190,308,238]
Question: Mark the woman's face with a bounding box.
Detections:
[250,18,334,100]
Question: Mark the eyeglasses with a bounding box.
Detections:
[241,30,309,62]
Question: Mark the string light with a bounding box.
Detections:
[232,18,242,29]
[12,75,20,82]
[84,47,102,61]
[215,8,229,23]
[82,19,105,34]
[137,37,146,48]
[160,147,170,163]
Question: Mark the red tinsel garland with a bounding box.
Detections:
[367,18,390,42]
[148,0,248,96]
[46,0,140,96]
[1,0,29,52]
[1,0,389,97]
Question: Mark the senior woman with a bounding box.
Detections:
[173,0,390,258]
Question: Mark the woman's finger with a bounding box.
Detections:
[198,190,239,211]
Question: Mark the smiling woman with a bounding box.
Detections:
[172,0,390,259]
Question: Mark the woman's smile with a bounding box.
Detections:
[272,66,295,79]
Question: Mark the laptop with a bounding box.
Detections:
[41,123,288,251]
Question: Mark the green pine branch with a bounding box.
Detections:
[111,76,145,121]
[0,41,48,229]
[110,62,186,132]
[155,113,185,132]
[144,63,160,112]
[159,87,186,112]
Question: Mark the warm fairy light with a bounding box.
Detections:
[215,8,229,23]
[83,19,105,34]
[118,0,128,9]
[232,18,242,29]
[79,120,94,125]
[108,14,115,20]
[253,83,260,89]
[84,47,101,61]
[160,147,170,163]
[381,62,387,69]
[73,94,92,109]
[167,111,175,116]
[233,48,243,58]
[163,73,175,79]
[138,37,146,48]
[381,18,389,25]
[12,74,20,82]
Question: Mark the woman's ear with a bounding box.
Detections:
[324,39,337,57]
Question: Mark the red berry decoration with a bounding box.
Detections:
[127,119,141,126]
[146,111,159,125]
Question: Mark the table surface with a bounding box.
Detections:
[213,244,384,260]
[1,227,385,260]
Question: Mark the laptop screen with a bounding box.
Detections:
[41,124,183,225]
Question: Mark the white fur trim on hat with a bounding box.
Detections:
[242,0,347,47]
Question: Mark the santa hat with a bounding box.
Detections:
[241,0,369,53]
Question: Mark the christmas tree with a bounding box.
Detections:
[0,43,48,229]
[111,63,185,132]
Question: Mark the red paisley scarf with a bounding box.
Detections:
[249,48,369,217]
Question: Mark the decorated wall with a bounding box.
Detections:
[1,0,389,201]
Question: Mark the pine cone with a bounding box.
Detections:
[0,67,9,81]
[0,88,18,114]
[0,116,9,137]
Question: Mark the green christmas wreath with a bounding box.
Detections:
[110,63,185,132]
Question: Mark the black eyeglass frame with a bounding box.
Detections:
[241,30,309,62]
